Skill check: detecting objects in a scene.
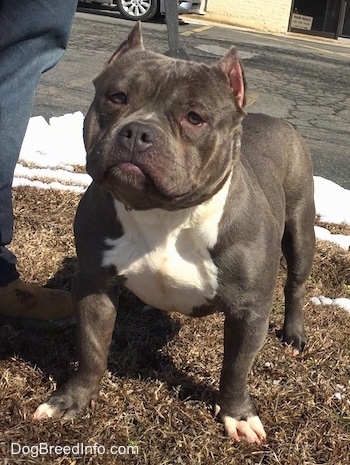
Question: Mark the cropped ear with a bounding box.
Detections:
[107,21,144,65]
[218,47,246,109]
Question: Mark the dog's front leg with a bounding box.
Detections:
[216,309,269,444]
[34,273,117,420]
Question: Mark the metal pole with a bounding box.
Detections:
[164,0,189,59]
[336,0,347,38]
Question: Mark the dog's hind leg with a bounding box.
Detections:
[281,197,315,354]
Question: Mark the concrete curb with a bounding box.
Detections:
[181,13,350,48]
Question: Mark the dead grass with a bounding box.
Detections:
[315,216,350,236]
[0,186,349,464]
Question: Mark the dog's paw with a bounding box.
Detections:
[33,402,62,420]
[33,396,93,420]
[33,382,97,420]
[276,326,307,355]
[33,397,82,420]
[215,404,266,444]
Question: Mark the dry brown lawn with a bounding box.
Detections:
[0,186,349,464]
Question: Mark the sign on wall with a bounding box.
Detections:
[291,13,313,30]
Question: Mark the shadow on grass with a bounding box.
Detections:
[0,256,217,408]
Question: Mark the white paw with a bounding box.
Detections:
[215,404,266,444]
[33,403,58,420]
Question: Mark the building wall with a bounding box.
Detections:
[204,0,293,33]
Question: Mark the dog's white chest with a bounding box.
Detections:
[102,177,231,315]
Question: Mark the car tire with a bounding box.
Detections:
[116,0,158,21]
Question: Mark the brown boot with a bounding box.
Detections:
[0,278,74,328]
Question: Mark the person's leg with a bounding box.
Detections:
[0,0,78,323]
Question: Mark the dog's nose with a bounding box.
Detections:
[117,122,157,152]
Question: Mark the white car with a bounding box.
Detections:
[80,1,196,22]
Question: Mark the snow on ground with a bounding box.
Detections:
[314,176,350,225]
[13,113,350,313]
[314,225,350,251]
[19,112,86,168]
[14,112,90,193]
[310,296,350,314]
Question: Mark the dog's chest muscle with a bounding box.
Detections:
[102,181,230,315]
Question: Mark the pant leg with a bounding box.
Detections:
[0,0,78,285]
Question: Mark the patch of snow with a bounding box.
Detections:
[310,296,350,314]
[16,112,88,191]
[18,112,86,169]
[314,226,350,250]
[12,177,87,193]
[314,176,350,226]
[14,164,90,188]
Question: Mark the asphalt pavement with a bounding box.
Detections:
[33,11,350,189]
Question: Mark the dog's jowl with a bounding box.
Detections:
[34,23,315,444]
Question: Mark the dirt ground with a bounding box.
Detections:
[0,186,349,464]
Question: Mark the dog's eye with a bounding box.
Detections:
[108,92,127,105]
[187,111,204,126]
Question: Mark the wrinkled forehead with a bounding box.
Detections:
[94,50,231,106]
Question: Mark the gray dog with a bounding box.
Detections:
[35,23,315,444]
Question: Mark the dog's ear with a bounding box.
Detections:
[107,21,144,65]
[218,47,246,109]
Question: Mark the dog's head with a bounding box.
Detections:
[84,22,246,210]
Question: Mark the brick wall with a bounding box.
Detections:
[204,0,293,33]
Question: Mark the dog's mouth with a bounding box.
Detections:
[116,162,145,178]
[98,160,199,210]
[107,161,149,190]
[100,161,177,197]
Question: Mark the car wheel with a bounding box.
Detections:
[116,0,158,21]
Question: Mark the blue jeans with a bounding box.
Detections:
[0,0,78,285]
